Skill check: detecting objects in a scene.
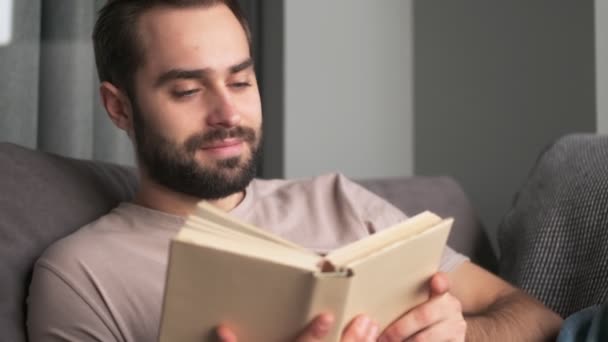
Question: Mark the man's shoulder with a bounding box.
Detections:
[28,204,170,342]
[36,206,129,272]
[36,202,179,275]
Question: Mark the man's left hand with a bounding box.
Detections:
[378,272,467,342]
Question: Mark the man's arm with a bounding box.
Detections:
[450,262,563,341]
[380,261,562,341]
[28,264,120,342]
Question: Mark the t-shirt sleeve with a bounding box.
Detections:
[27,263,120,342]
[339,174,469,273]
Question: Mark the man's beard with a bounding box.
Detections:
[132,105,261,200]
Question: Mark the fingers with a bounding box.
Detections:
[379,293,463,342]
[403,318,467,342]
[216,314,335,342]
[341,315,380,342]
[215,325,238,342]
[298,313,381,342]
[295,313,335,342]
[429,272,450,297]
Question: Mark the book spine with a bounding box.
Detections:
[304,270,353,342]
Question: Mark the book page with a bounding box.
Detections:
[183,219,291,251]
[324,211,443,267]
[193,202,313,253]
[177,227,321,271]
[186,218,290,247]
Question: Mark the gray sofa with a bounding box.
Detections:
[0,142,495,342]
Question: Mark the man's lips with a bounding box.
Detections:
[200,139,244,157]
[202,138,242,149]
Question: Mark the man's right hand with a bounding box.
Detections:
[216,313,380,342]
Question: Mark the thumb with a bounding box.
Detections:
[296,313,335,342]
[215,325,238,342]
[429,272,450,297]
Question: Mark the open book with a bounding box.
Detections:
[159,202,453,342]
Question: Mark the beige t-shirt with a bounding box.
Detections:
[27,173,467,342]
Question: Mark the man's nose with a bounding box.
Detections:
[206,89,241,128]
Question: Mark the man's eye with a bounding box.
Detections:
[173,89,200,98]
[231,82,251,89]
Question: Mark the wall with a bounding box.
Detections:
[282,0,414,179]
[414,0,596,251]
[597,0,608,133]
[259,0,285,178]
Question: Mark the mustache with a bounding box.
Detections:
[184,126,257,153]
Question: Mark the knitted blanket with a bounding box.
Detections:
[499,134,608,318]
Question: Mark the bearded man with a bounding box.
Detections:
[27,1,562,341]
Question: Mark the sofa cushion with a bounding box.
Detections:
[359,176,496,272]
[498,133,608,317]
[0,143,137,342]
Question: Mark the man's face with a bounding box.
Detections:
[130,4,262,200]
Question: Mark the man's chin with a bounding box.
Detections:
[212,167,253,182]
[197,151,249,168]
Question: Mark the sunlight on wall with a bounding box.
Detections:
[0,0,13,46]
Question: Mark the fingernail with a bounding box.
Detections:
[368,323,379,341]
[355,316,371,336]
[215,327,229,342]
[313,315,332,337]
[313,325,327,338]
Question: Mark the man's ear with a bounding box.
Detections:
[99,81,134,134]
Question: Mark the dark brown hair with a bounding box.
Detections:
[93,0,251,97]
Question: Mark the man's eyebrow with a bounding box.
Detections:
[229,58,254,74]
[155,69,206,88]
[154,58,254,88]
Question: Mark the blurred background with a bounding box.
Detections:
[0,0,602,252]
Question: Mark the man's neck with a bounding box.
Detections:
[132,174,245,216]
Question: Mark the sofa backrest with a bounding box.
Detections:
[359,177,496,271]
[0,143,137,342]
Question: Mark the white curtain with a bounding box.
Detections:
[0,0,134,165]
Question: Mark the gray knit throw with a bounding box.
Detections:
[499,134,608,318]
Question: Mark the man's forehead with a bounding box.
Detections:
[135,4,250,73]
